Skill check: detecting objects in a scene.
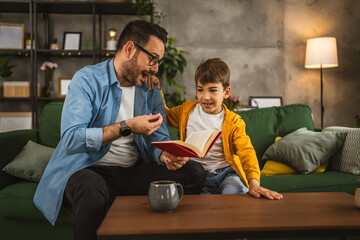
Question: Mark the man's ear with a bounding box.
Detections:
[224,86,231,99]
[123,41,137,59]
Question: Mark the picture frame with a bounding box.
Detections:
[63,32,82,50]
[248,96,283,108]
[0,23,24,49]
[58,77,72,97]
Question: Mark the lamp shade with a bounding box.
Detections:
[305,37,338,69]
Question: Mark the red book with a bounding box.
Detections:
[150,130,222,158]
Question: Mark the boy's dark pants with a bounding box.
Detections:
[64,160,205,240]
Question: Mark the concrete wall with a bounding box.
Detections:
[157,0,360,128]
[1,0,359,128]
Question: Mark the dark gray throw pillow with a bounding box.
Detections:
[262,128,347,174]
[2,140,55,182]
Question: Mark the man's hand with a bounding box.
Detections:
[160,151,189,170]
[248,178,283,200]
[126,113,163,136]
[146,75,161,91]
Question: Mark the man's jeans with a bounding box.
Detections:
[202,166,249,194]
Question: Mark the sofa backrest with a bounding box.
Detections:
[38,102,315,169]
[236,104,314,168]
[39,102,63,148]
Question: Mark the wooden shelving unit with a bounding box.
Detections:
[0,0,151,129]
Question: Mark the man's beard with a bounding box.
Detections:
[121,52,151,87]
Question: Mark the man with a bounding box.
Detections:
[34,20,205,240]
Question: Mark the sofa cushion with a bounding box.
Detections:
[261,136,328,175]
[262,128,346,174]
[2,141,55,182]
[0,182,72,222]
[39,102,63,148]
[260,170,359,195]
[261,160,328,176]
[236,104,315,168]
[322,126,360,175]
[0,129,38,191]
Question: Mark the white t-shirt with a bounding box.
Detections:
[186,103,229,171]
[95,86,140,167]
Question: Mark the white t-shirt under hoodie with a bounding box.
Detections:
[186,103,229,172]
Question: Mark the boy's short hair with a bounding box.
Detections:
[194,58,230,89]
[117,20,168,51]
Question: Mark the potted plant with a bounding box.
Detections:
[0,56,15,97]
[156,38,188,108]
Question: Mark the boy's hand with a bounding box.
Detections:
[248,179,283,200]
[146,75,161,90]
[160,151,189,170]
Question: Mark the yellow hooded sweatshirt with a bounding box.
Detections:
[165,99,260,188]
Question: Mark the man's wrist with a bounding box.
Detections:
[119,120,131,136]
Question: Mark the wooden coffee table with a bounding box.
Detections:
[97,192,360,239]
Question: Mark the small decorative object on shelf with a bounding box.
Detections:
[50,38,59,50]
[63,32,82,50]
[2,81,40,97]
[82,40,93,50]
[40,61,58,97]
[0,23,24,49]
[25,33,35,50]
[58,77,71,98]
[106,28,117,51]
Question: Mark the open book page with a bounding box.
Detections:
[149,130,222,158]
[185,130,215,153]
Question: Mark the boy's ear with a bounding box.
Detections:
[224,86,231,99]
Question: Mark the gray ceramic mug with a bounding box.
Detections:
[148,180,183,212]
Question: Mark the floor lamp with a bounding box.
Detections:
[305,37,338,128]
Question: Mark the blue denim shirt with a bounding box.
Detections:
[33,58,170,225]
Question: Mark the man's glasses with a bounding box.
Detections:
[134,43,163,66]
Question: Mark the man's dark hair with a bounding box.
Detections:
[195,58,230,89]
[117,20,168,51]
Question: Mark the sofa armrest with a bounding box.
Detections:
[0,129,38,190]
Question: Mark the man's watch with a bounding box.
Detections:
[119,120,131,137]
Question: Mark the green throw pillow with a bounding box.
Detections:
[262,128,347,174]
[2,140,55,182]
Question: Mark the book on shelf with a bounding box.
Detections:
[150,129,222,158]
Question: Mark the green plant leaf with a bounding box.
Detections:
[0,56,15,78]
[178,54,187,65]
[179,50,189,55]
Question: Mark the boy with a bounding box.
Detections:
[150,58,282,199]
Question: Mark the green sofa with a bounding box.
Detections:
[0,102,358,240]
